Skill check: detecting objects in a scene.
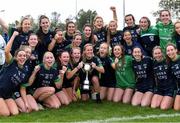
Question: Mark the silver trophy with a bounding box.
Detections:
[83,63,91,90]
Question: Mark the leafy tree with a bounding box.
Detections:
[153,0,180,19]
[76,9,97,31]
[50,12,66,31]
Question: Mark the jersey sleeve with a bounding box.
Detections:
[96,56,103,67]
[53,69,61,83]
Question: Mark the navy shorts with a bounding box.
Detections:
[176,88,180,95]
[55,88,62,93]
[62,81,72,88]
[136,86,154,93]
[100,81,116,88]
[0,88,13,99]
[154,88,174,97]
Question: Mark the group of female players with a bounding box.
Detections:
[0,6,180,116]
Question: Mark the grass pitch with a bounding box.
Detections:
[0,100,179,122]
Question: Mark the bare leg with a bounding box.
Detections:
[0,98,10,116]
[151,94,163,109]
[131,91,143,106]
[107,88,115,101]
[141,91,153,107]
[122,88,134,104]
[113,88,124,103]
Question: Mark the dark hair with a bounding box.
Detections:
[17,17,31,33]
[139,16,151,28]
[70,47,81,67]
[132,46,143,59]
[27,33,38,41]
[160,9,171,17]
[36,15,50,43]
[125,14,135,22]
[56,50,70,68]
[83,24,96,45]
[65,21,75,31]
[166,43,177,63]
[112,44,125,69]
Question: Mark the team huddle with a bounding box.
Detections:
[0,7,180,117]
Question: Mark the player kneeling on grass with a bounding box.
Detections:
[131,47,154,107]
[55,51,73,105]
[0,33,31,116]
[66,47,83,102]
[112,45,135,104]
[98,43,116,101]
[151,46,174,110]
[79,43,104,102]
[28,52,62,109]
[166,44,180,111]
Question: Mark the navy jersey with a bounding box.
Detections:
[175,33,180,52]
[82,35,94,47]
[56,63,73,88]
[0,60,29,97]
[36,30,55,61]
[93,27,107,52]
[99,56,116,84]
[52,40,70,58]
[153,59,174,90]
[110,30,123,48]
[124,40,146,56]
[123,25,140,42]
[11,28,33,55]
[140,26,159,57]
[34,64,59,88]
[31,49,39,65]
[67,60,81,78]
[132,56,154,88]
[64,32,73,44]
[169,56,180,88]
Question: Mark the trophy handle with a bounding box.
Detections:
[85,71,88,80]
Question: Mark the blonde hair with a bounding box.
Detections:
[43,51,55,64]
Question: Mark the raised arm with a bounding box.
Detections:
[28,65,40,86]
[4,31,19,64]
[48,34,57,51]
[110,6,118,22]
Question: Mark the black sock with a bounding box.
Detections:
[96,93,101,103]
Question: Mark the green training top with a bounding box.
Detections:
[156,21,175,52]
[113,55,135,89]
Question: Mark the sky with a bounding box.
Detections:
[0,0,160,29]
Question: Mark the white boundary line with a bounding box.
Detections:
[74,113,180,123]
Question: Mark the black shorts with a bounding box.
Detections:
[80,88,91,95]
[55,88,62,93]
[100,81,116,88]
[27,87,36,95]
[62,80,72,88]
[176,88,180,95]
[136,86,154,93]
[0,88,13,99]
[154,88,174,97]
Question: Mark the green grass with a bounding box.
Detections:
[0,100,179,122]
